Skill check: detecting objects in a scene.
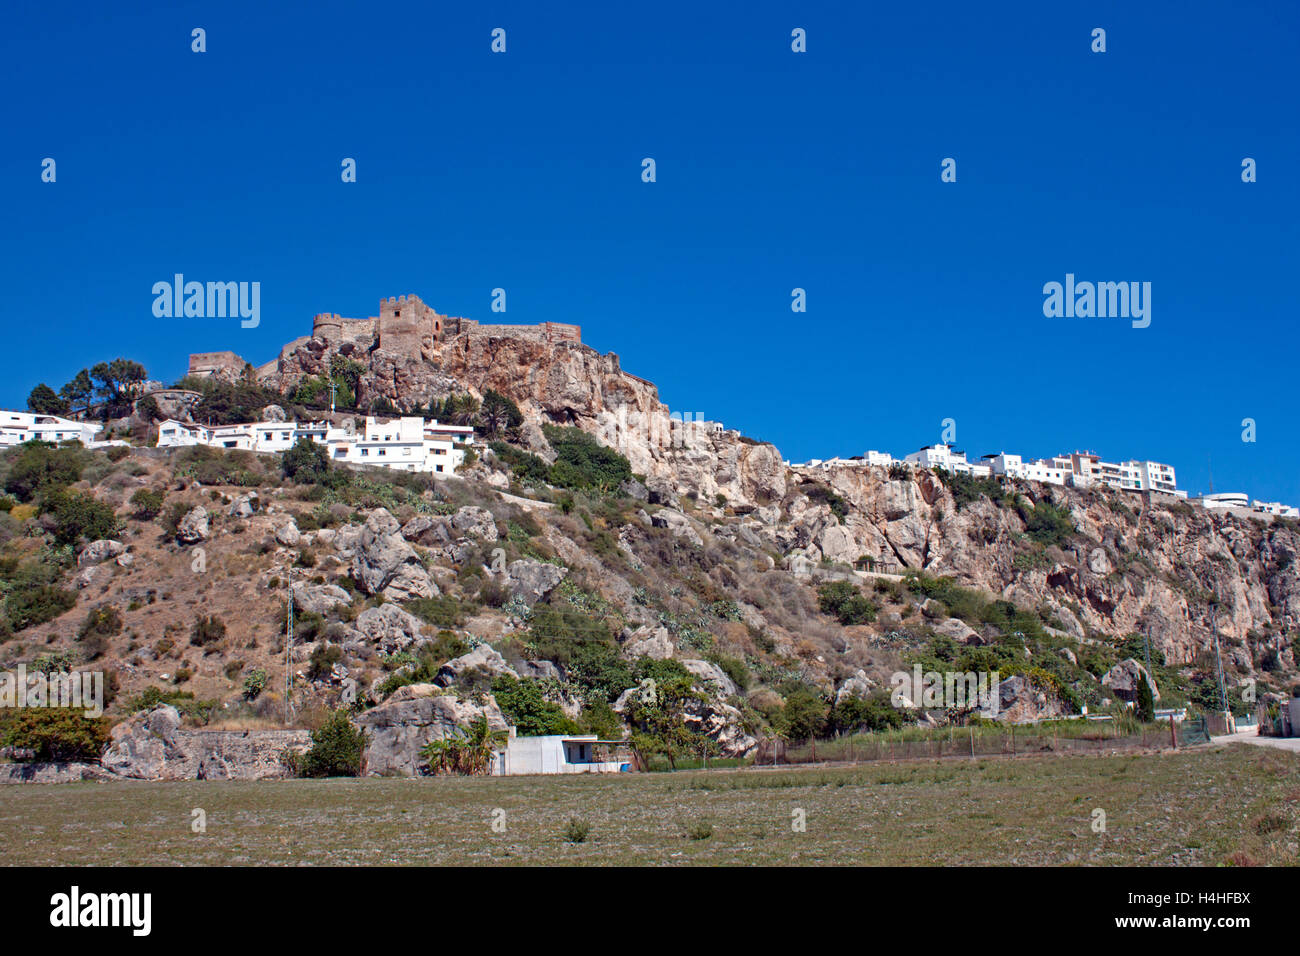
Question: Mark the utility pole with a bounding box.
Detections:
[328,380,338,415]
[1210,593,1229,715]
[1141,614,1154,691]
[284,564,295,726]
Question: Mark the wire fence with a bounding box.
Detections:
[755,724,1185,765]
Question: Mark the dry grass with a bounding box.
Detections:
[1,744,1295,866]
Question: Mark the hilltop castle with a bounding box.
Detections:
[187,293,582,379]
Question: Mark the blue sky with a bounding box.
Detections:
[1,1,1296,502]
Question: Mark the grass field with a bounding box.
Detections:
[1,744,1296,866]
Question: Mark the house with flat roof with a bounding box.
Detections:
[492,732,632,775]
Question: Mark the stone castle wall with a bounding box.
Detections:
[307,294,580,352]
[187,350,247,379]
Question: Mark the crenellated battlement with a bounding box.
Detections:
[304,294,580,353]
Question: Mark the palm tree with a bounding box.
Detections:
[421,717,508,776]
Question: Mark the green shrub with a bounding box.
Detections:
[777,687,828,741]
[2,441,87,501]
[243,668,268,699]
[1019,498,1076,547]
[5,581,77,631]
[129,487,166,520]
[40,486,120,545]
[281,438,332,484]
[306,643,343,680]
[297,710,367,778]
[542,426,632,493]
[189,614,227,647]
[491,675,580,736]
[0,708,110,762]
[816,581,877,625]
[404,595,467,629]
[562,817,590,843]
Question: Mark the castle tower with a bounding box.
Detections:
[378,294,436,354]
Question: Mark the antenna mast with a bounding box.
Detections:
[285,565,295,725]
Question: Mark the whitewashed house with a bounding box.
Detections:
[492,732,631,776]
[325,416,465,474]
[906,444,992,478]
[0,411,102,447]
[156,414,471,476]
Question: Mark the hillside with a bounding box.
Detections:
[1,305,1296,774]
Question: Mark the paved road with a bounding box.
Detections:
[1211,728,1300,752]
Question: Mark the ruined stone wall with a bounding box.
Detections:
[312,313,377,348]
[466,321,581,345]
[303,295,581,358]
[187,351,248,379]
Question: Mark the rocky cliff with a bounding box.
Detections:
[256,308,1297,679]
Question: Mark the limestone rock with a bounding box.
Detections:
[622,625,674,660]
[451,506,498,541]
[435,645,518,687]
[229,492,260,518]
[935,617,981,645]
[351,508,438,600]
[77,539,126,567]
[619,479,649,502]
[681,659,738,697]
[517,660,563,681]
[292,583,354,616]
[355,685,509,777]
[100,705,309,780]
[505,559,567,605]
[176,507,209,545]
[1102,658,1160,703]
[275,520,301,547]
[835,669,876,704]
[353,603,428,654]
[650,508,703,547]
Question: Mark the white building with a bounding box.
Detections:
[0,411,102,447]
[1195,492,1250,510]
[1252,500,1300,518]
[156,415,473,476]
[907,444,992,478]
[492,733,631,775]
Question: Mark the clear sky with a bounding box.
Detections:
[1,1,1295,503]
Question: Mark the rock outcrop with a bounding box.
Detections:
[354,685,509,776]
[350,508,438,601]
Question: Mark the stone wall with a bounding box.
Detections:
[100,706,311,781]
[306,295,580,356]
[187,350,248,380]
